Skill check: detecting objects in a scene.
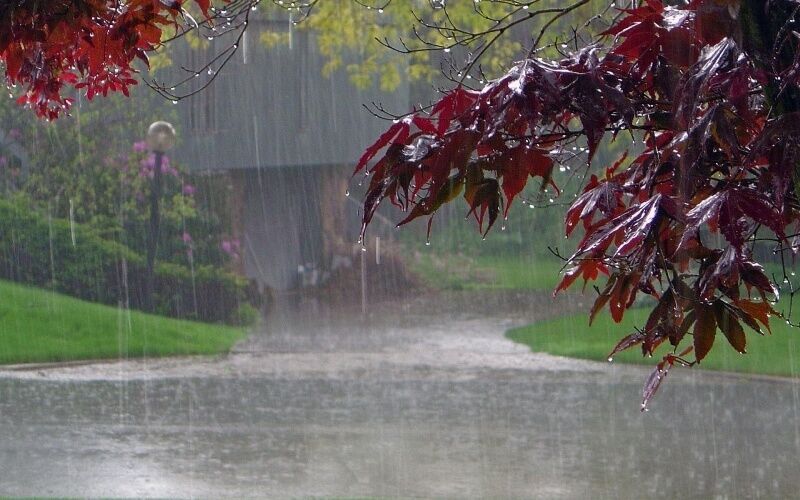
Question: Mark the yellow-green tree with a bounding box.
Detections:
[260,0,612,92]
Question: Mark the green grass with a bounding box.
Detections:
[410,252,565,291]
[0,279,248,365]
[507,304,800,377]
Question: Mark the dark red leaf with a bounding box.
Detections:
[734,299,776,335]
[693,303,716,362]
[608,331,647,360]
[641,358,672,412]
[714,301,747,354]
[354,120,409,175]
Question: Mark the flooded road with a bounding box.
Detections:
[1,291,799,498]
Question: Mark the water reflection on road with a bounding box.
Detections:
[0,291,798,498]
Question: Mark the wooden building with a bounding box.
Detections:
[172,17,411,291]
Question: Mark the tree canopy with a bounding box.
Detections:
[258,0,607,92]
[355,0,800,409]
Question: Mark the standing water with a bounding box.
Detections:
[0,291,798,497]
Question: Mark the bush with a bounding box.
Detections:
[0,198,262,324]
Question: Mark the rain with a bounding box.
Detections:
[0,1,799,498]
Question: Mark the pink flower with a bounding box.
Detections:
[182,232,193,244]
[139,157,154,178]
[182,184,196,196]
[132,140,147,153]
[221,238,241,260]
[137,153,173,178]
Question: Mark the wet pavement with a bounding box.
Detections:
[1,290,799,498]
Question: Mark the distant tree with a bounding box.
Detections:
[260,0,610,93]
[354,0,800,409]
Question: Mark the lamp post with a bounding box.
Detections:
[144,121,176,312]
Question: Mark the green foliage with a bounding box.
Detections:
[0,87,172,220]
[0,198,260,324]
[0,86,237,269]
[260,0,611,90]
[0,279,247,365]
[230,303,261,327]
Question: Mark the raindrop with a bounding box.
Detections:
[607,357,613,362]
[443,47,451,53]
[345,189,350,197]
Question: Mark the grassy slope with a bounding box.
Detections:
[507,305,800,377]
[0,280,247,364]
[411,252,565,291]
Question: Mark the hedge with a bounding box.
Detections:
[0,198,262,324]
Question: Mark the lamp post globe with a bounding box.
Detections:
[146,121,176,153]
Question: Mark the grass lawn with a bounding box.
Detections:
[507,304,800,377]
[410,252,565,291]
[0,280,248,365]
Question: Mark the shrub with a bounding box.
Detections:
[0,198,262,324]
